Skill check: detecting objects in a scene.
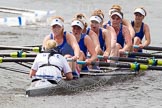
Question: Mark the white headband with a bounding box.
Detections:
[50,18,64,27]
[134,8,146,16]
[111,12,123,19]
[108,9,116,16]
[90,16,102,23]
[71,20,84,29]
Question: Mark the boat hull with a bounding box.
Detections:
[26,69,142,97]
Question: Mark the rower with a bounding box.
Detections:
[88,9,113,60]
[71,17,97,70]
[29,40,73,83]
[131,7,151,52]
[109,10,132,56]
[42,16,80,78]
[73,13,102,56]
[103,4,135,40]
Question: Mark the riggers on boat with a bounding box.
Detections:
[26,68,140,97]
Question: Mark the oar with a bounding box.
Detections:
[2,57,162,70]
[134,45,162,51]
[77,60,162,71]
[121,51,162,58]
[0,6,36,13]
[97,55,162,66]
[0,45,41,53]
[0,57,35,63]
[0,57,77,63]
[0,52,37,58]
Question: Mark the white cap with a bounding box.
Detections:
[111,12,123,19]
[90,16,102,23]
[134,8,146,16]
[50,18,64,27]
[71,20,84,29]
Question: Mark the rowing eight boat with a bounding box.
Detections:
[26,67,143,97]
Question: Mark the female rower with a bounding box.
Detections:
[29,40,73,83]
[42,16,80,78]
[104,4,135,39]
[89,9,112,59]
[73,13,101,55]
[131,7,151,52]
[110,11,132,56]
[71,18,97,70]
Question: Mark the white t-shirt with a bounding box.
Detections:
[32,53,71,81]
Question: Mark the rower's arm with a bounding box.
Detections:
[143,24,151,46]
[66,32,80,60]
[84,35,97,63]
[122,26,132,52]
[103,29,111,57]
[29,69,36,78]
[89,30,101,54]
[65,72,73,80]
[122,19,135,39]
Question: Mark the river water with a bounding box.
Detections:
[0,0,162,108]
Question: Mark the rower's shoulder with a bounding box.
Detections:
[143,23,150,31]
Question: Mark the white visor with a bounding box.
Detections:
[134,8,146,16]
[111,12,123,19]
[90,16,102,23]
[50,18,64,27]
[108,9,116,16]
[71,20,84,29]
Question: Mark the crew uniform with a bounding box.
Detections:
[49,31,74,56]
[131,21,144,52]
[87,28,106,51]
[104,21,125,48]
[49,32,80,78]
[31,51,72,82]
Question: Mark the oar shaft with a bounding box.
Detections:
[98,55,162,66]
[89,61,162,71]
[134,45,162,51]
[0,6,34,13]
[0,57,34,63]
[108,56,149,64]
[0,45,41,52]
[123,52,162,58]
[0,52,37,57]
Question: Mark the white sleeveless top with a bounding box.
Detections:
[31,53,71,81]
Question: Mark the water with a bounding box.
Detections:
[0,0,162,108]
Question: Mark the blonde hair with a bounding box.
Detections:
[45,40,57,50]
[49,16,64,23]
[73,13,87,28]
[111,4,122,11]
[91,9,104,19]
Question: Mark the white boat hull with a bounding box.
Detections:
[26,69,139,97]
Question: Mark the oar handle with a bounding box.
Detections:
[66,58,86,65]
[133,45,140,49]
